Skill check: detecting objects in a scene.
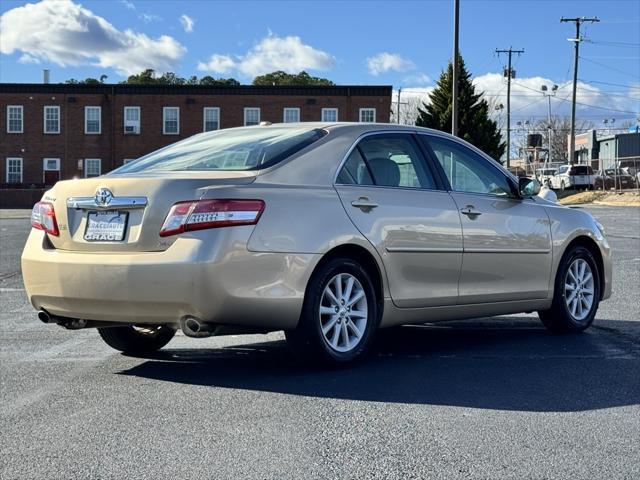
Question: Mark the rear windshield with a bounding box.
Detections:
[112,127,327,173]
[571,166,593,175]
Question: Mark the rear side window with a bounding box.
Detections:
[112,127,326,173]
[336,149,374,185]
[337,134,436,189]
[572,166,593,175]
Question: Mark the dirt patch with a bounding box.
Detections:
[559,191,640,206]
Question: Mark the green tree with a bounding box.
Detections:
[416,56,505,162]
[252,70,334,86]
[64,77,102,85]
[198,76,240,86]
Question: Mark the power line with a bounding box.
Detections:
[554,95,639,114]
[578,79,640,90]
[579,56,640,78]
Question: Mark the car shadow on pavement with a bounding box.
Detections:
[119,317,640,412]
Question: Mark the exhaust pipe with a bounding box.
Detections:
[38,310,55,324]
[37,310,87,329]
[180,316,218,338]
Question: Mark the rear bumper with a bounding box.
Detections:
[21,229,319,329]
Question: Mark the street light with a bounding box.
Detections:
[541,84,558,168]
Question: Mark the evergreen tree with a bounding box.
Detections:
[416,56,505,162]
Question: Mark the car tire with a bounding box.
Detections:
[98,325,176,354]
[538,246,601,333]
[285,257,379,367]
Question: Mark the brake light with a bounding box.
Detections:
[160,199,265,237]
[30,201,59,236]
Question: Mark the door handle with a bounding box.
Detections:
[460,206,482,217]
[351,197,378,211]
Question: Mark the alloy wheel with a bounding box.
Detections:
[319,273,368,353]
[564,258,595,322]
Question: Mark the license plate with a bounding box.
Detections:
[84,211,128,241]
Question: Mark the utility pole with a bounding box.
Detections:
[495,47,524,168]
[541,84,558,169]
[561,16,599,164]
[397,88,401,124]
[452,0,460,136]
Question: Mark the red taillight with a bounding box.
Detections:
[30,201,59,236]
[160,199,265,237]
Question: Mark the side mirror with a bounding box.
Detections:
[518,177,541,198]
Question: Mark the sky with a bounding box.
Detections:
[1,0,639,130]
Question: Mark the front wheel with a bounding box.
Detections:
[98,325,176,355]
[538,246,601,333]
[285,257,379,366]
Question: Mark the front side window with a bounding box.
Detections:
[244,107,260,126]
[85,158,101,178]
[337,134,436,189]
[112,127,327,173]
[7,106,23,133]
[203,107,220,131]
[124,106,141,134]
[321,108,338,122]
[283,108,300,123]
[425,136,513,197]
[163,107,179,134]
[6,157,23,183]
[44,106,60,134]
[85,106,101,134]
[359,108,376,123]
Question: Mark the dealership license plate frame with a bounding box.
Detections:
[84,210,129,242]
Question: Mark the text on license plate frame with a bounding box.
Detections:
[84,211,129,242]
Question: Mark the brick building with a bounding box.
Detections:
[0,83,392,207]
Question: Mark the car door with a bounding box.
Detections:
[334,132,463,308]
[420,134,552,304]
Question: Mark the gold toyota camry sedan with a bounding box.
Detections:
[22,123,612,365]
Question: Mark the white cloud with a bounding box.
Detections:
[472,73,638,121]
[138,12,162,23]
[0,0,185,76]
[197,54,235,74]
[367,52,415,76]
[197,34,335,77]
[119,0,135,10]
[180,14,194,33]
[403,72,431,85]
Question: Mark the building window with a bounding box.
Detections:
[244,107,260,126]
[283,108,300,123]
[44,106,60,134]
[359,108,376,123]
[43,158,60,185]
[124,106,140,134]
[6,158,23,183]
[85,106,101,134]
[203,107,220,131]
[84,158,101,178]
[163,107,179,134]
[321,108,338,122]
[7,106,23,133]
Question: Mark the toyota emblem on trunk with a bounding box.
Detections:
[94,188,113,206]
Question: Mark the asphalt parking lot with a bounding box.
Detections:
[1,205,639,479]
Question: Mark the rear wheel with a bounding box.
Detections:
[286,257,379,366]
[538,246,601,333]
[98,325,176,354]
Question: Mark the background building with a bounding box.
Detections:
[573,130,640,170]
[1,83,392,207]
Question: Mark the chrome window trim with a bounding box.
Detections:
[67,196,148,210]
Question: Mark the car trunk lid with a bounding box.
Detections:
[42,171,257,252]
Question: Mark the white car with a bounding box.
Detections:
[550,165,595,191]
[536,168,558,187]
